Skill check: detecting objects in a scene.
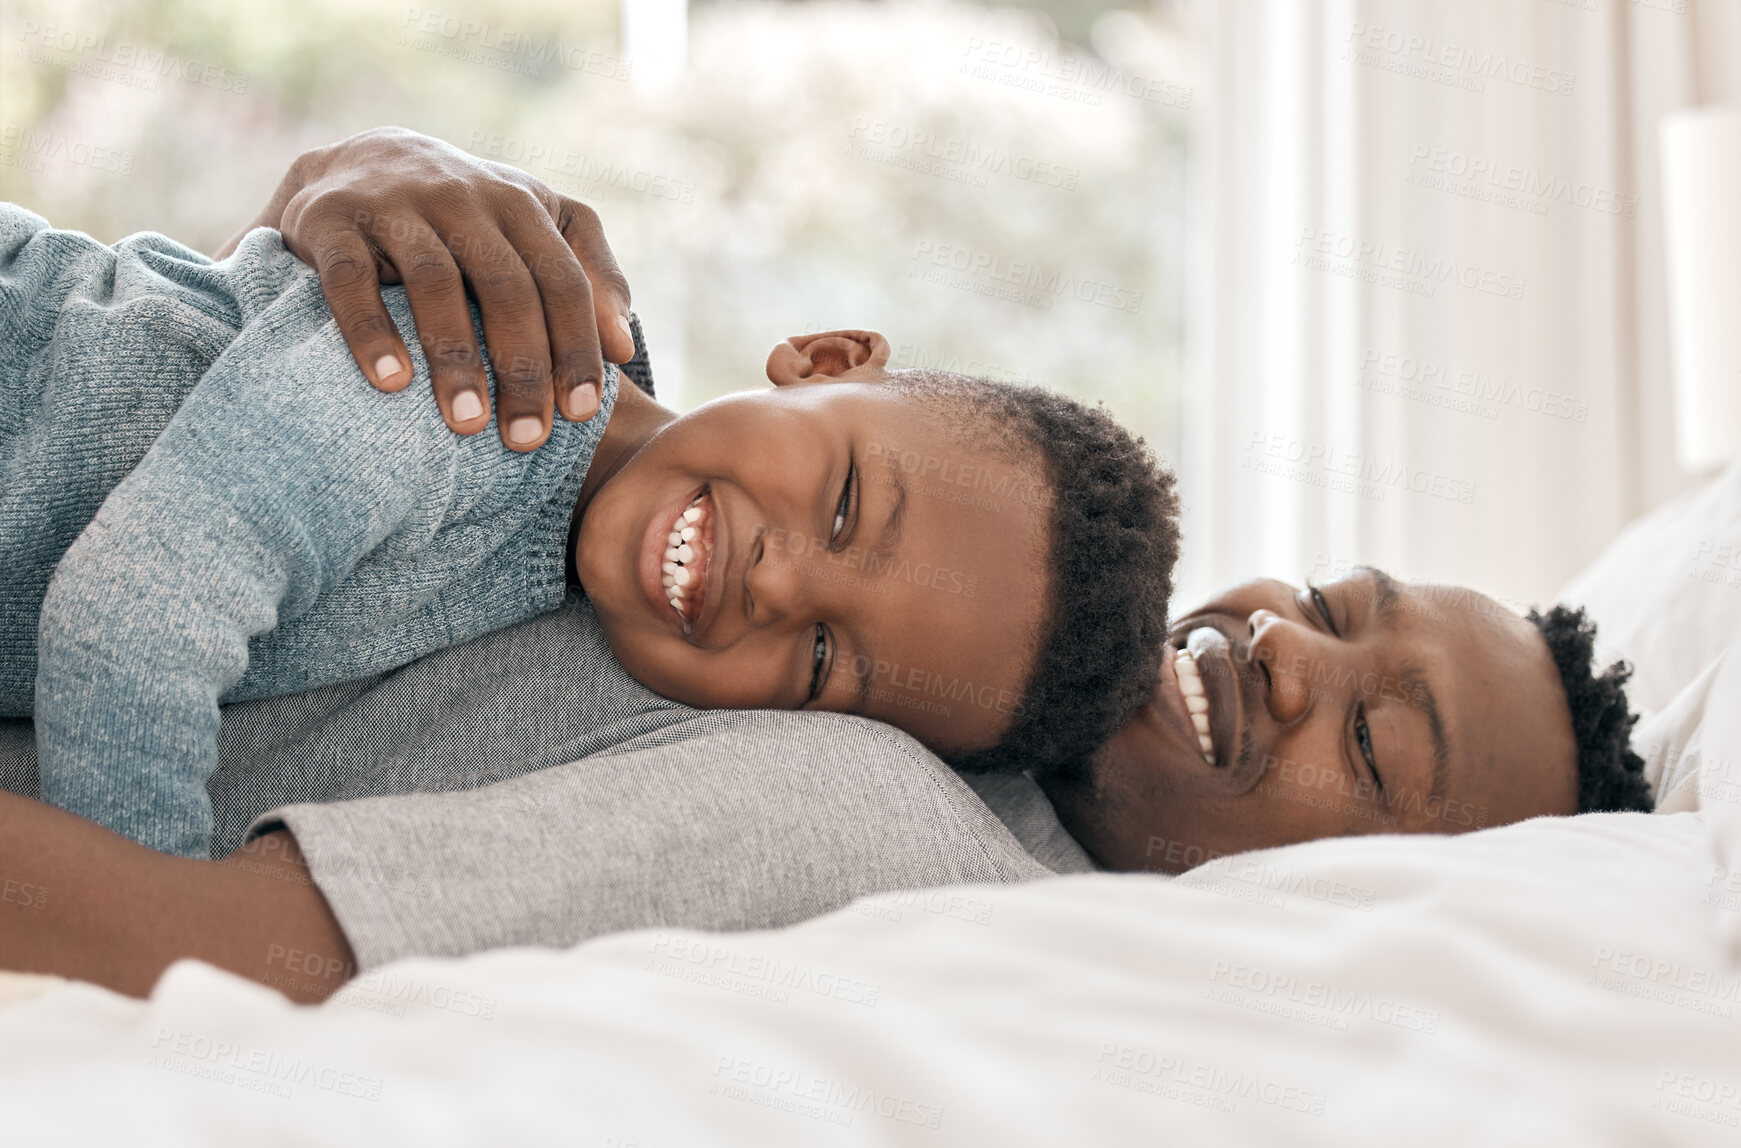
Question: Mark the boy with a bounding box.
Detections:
[0,203,1179,858]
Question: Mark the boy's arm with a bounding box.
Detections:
[0,790,354,1003]
[34,269,442,859]
[219,126,635,449]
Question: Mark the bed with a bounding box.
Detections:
[4,463,1740,1146]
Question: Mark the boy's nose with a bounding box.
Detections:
[743,525,826,626]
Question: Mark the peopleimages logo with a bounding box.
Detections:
[1589,946,1740,1017]
[1341,21,1576,96]
[1359,347,1590,423]
[1689,540,1741,593]
[400,8,630,79]
[763,527,982,598]
[648,935,882,1008]
[1254,754,1491,830]
[1295,227,1527,301]
[959,38,1192,108]
[149,1027,385,1101]
[710,1055,945,1130]
[1091,1043,1327,1116]
[1,876,47,910]
[468,133,695,204]
[1405,145,1639,218]
[847,118,1079,189]
[0,126,134,175]
[12,20,250,93]
[909,239,1144,314]
[1243,430,1478,506]
[1208,961,1443,1035]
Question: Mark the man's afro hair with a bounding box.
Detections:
[1528,605,1654,813]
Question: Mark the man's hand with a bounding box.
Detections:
[218,127,635,451]
[0,791,354,1003]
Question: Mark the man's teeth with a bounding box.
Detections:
[662,497,708,622]
[1174,647,1217,765]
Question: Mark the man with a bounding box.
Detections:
[0,565,1655,1003]
[0,130,1650,1002]
[1046,571,1653,873]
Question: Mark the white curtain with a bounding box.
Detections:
[1180,0,1741,609]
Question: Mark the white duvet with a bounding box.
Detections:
[2,799,1738,1146]
[6,468,1741,1146]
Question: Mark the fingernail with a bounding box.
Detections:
[566,386,597,420]
[509,416,543,444]
[375,354,405,383]
[617,314,633,345]
[453,391,484,422]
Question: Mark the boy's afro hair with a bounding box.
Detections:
[883,371,1180,783]
[1527,605,1654,813]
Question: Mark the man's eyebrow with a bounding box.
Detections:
[1400,658,1451,800]
[848,467,907,716]
[1356,565,1401,621]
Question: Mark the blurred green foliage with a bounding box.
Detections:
[0,0,1187,445]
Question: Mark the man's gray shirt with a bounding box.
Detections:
[0,595,1093,969]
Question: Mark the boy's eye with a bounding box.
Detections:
[808,624,830,702]
[830,461,855,545]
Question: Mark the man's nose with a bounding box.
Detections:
[1246,607,1332,724]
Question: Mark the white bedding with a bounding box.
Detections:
[6,473,1741,1145]
[2,800,1738,1145]
[1558,457,1741,718]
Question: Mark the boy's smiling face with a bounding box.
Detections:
[575,331,1054,756]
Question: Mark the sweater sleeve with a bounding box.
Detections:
[32,256,452,859]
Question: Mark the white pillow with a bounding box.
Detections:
[1627,639,1738,812]
[1556,458,1741,716]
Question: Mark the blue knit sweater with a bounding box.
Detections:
[0,204,617,857]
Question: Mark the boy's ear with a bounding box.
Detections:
[765,330,891,387]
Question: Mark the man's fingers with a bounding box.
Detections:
[270,132,641,451]
[390,234,493,434]
[559,199,635,366]
[309,229,413,392]
[503,204,604,424]
[447,222,555,451]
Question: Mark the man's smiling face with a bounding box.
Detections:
[1045,566,1580,873]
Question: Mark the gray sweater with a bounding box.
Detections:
[0,203,617,857]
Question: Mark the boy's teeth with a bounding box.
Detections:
[1174,646,1217,765]
[663,492,711,625]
